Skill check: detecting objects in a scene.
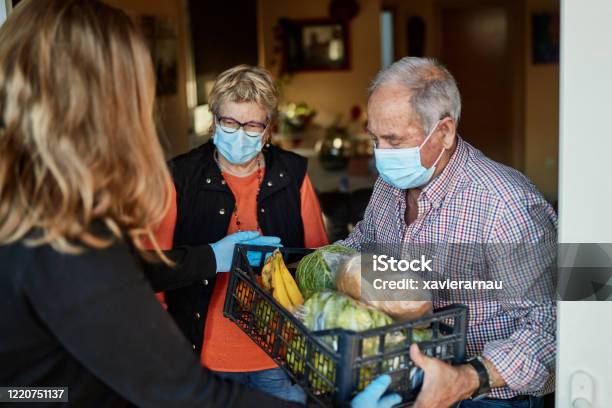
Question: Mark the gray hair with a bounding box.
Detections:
[369,57,461,134]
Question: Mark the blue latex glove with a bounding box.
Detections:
[351,375,402,408]
[210,231,281,272]
[243,235,283,267]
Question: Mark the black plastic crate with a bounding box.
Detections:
[223,245,468,407]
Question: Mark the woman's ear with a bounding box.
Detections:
[263,130,272,146]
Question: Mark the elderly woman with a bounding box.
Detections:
[153,65,329,402]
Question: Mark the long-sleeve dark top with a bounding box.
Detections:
[0,238,303,407]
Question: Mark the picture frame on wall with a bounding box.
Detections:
[282,18,350,72]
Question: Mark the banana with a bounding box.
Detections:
[278,253,304,307]
[261,252,274,291]
[262,249,305,313]
[272,255,294,312]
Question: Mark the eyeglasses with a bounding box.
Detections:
[216,115,268,137]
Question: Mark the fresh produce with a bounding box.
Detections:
[254,298,277,342]
[253,249,437,397]
[301,292,400,355]
[300,291,432,354]
[261,250,304,312]
[287,291,432,393]
[296,244,356,299]
[261,254,274,291]
[278,255,304,307]
[301,291,392,330]
[287,291,382,384]
[336,253,433,321]
[286,334,336,394]
[236,280,256,310]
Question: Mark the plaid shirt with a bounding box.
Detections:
[339,137,557,399]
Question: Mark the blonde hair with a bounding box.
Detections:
[0,0,172,260]
[208,65,278,136]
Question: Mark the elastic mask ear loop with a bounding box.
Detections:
[431,145,446,168]
[419,120,445,168]
[418,120,441,149]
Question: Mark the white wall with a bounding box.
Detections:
[557,0,612,407]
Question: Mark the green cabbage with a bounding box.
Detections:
[288,291,433,393]
[302,292,396,355]
[296,244,356,299]
[302,292,433,354]
[303,291,391,331]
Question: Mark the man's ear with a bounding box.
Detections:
[438,117,457,149]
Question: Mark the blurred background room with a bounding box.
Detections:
[6,0,560,242]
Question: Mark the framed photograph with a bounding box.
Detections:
[283,19,350,72]
[532,13,560,64]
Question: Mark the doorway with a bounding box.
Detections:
[437,0,524,169]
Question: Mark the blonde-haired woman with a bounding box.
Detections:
[0,1,295,406]
[153,65,328,402]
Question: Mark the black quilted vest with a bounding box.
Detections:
[165,141,306,354]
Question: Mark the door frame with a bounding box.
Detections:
[381,4,400,61]
[0,1,6,25]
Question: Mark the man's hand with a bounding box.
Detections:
[410,344,480,408]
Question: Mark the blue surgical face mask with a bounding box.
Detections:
[213,126,263,165]
[374,121,445,189]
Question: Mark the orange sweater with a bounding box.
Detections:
[152,170,328,371]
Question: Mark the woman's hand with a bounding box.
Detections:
[242,235,283,267]
[210,231,281,272]
[351,375,402,408]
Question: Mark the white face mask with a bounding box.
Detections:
[374,121,445,189]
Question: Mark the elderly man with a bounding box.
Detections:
[340,57,556,408]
